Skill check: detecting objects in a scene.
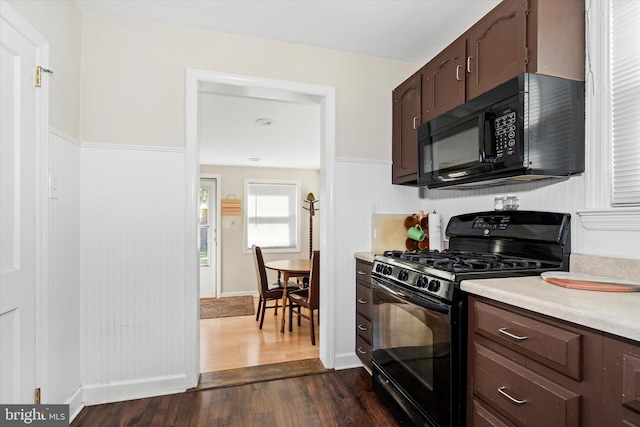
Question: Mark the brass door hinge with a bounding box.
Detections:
[35,387,41,404]
[34,66,53,87]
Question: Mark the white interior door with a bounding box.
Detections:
[199,179,217,298]
[0,8,41,404]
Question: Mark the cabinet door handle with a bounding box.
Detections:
[357,347,368,355]
[456,64,463,81]
[467,56,474,73]
[357,270,367,275]
[357,299,368,304]
[498,327,528,341]
[413,117,419,130]
[498,386,527,405]
[357,324,368,331]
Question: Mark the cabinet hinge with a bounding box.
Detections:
[34,66,53,87]
[524,47,530,66]
[35,388,41,404]
[524,0,530,16]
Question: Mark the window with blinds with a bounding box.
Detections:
[611,1,640,206]
[245,180,300,251]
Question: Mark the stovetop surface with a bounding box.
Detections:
[381,249,560,274]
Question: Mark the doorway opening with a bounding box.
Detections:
[199,177,219,298]
[185,70,336,386]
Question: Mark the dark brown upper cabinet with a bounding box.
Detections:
[464,0,528,100]
[392,72,421,184]
[421,38,466,123]
[465,0,584,101]
[392,0,585,184]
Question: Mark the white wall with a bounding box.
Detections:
[79,144,187,404]
[46,130,82,412]
[79,13,418,157]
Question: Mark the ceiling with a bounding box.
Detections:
[75,0,500,169]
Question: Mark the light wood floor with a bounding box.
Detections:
[200,297,319,372]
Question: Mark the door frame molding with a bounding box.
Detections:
[185,69,336,386]
[0,0,50,401]
[199,173,221,298]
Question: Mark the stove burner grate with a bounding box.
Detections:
[382,249,546,273]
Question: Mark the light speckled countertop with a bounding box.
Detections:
[461,276,640,342]
[354,252,376,263]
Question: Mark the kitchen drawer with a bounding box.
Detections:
[356,260,372,286]
[356,283,372,317]
[356,335,372,368]
[356,313,372,344]
[471,399,515,427]
[473,342,580,427]
[473,299,582,380]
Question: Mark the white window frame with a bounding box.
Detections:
[578,0,640,230]
[243,178,301,253]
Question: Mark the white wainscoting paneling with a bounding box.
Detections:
[47,129,82,410]
[80,144,187,404]
[333,159,419,369]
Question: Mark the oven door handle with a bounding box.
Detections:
[372,280,450,314]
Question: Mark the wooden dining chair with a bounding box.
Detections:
[288,251,320,345]
[252,245,299,329]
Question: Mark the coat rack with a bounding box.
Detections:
[303,193,319,259]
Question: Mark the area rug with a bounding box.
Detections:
[200,296,255,319]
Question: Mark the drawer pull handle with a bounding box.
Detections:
[357,324,368,331]
[498,386,527,405]
[357,347,368,355]
[357,271,367,275]
[499,327,528,341]
[357,299,368,304]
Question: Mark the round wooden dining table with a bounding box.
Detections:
[265,258,311,333]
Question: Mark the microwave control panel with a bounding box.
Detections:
[494,111,517,158]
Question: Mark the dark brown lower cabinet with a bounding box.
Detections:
[355,259,373,371]
[467,297,604,427]
[603,335,640,426]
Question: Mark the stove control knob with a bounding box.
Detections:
[428,280,441,292]
[375,264,384,273]
[416,276,429,288]
[398,270,409,281]
[384,266,393,275]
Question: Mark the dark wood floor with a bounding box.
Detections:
[71,367,400,427]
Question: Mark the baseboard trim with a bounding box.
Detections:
[81,374,187,406]
[66,387,84,422]
[333,352,363,370]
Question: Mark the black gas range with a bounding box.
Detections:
[371,211,571,427]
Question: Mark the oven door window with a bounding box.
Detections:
[372,279,451,425]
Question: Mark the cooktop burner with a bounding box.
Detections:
[383,249,547,273]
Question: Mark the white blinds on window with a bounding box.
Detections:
[246,182,298,249]
[611,1,640,206]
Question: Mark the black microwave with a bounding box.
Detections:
[417,73,584,189]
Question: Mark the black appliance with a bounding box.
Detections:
[417,73,584,189]
[371,210,572,426]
